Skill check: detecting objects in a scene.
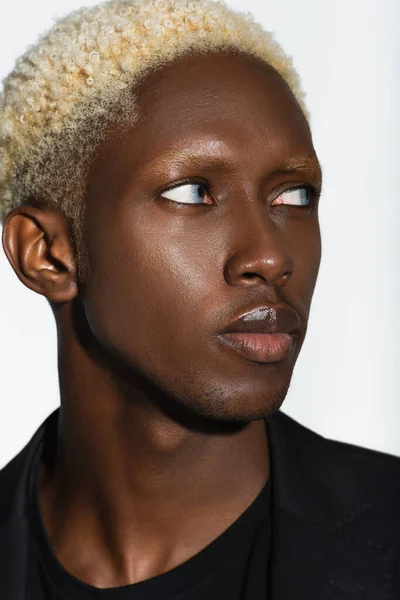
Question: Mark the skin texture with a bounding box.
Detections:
[2,50,322,587]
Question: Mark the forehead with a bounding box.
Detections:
[130,51,313,160]
[91,51,319,189]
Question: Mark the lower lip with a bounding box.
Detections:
[218,333,294,363]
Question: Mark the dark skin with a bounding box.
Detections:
[2,50,322,588]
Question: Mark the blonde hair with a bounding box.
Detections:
[0,0,309,282]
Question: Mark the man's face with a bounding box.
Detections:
[81,50,322,422]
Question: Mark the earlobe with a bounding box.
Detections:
[1,206,79,303]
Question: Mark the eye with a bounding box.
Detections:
[271,186,314,207]
[160,181,213,205]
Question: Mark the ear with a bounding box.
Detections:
[2,205,79,302]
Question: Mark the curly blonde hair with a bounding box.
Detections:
[0,0,309,282]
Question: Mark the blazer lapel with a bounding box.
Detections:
[265,411,394,599]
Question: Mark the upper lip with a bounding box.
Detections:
[218,305,301,335]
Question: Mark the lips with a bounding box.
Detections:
[216,304,300,363]
[218,305,300,335]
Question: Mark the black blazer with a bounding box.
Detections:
[0,408,399,599]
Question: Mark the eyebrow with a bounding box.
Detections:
[154,151,238,173]
[274,156,323,179]
[141,150,322,185]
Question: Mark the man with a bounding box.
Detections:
[0,0,399,598]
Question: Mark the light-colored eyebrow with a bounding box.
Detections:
[141,150,322,184]
[269,156,323,184]
[176,151,320,173]
[153,150,238,173]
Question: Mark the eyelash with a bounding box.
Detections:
[159,178,320,208]
[159,178,211,204]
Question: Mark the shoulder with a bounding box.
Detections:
[329,435,400,466]
[273,410,400,512]
[0,411,57,528]
[321,423,400,488]
[327,435,400,512]
[273,408,400,466]
[0,445,29,505]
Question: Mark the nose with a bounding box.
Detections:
[224,214,294,289]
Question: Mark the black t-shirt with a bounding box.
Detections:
[26,445,272,600]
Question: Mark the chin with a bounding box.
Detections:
[165,371,293,427]
[205,388,288,423]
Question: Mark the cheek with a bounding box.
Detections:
[81,214,219,365]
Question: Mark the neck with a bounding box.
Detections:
[39,305,270,588]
